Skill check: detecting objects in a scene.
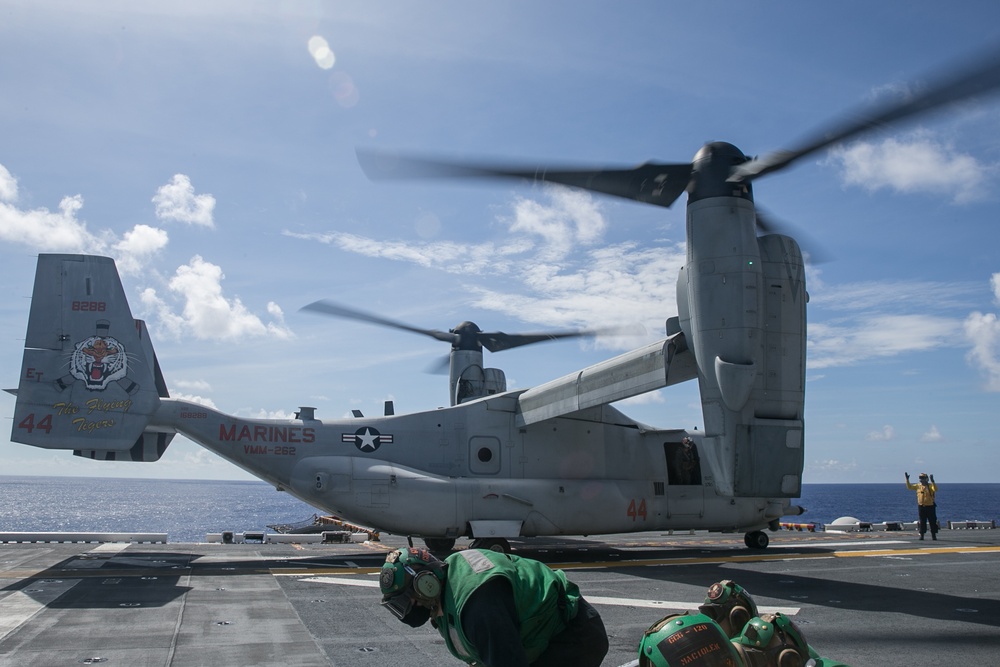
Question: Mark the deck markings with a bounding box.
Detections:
[0,578,79,642]
[292,577,802,615]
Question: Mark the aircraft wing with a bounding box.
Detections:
[516,332,696,427]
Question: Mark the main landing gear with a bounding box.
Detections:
[470,537,511,554]
[423,537,456,555]
[744,530,769,550]
[422,537,512,555]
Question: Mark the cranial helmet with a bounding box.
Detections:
[731,613,810,667]
[379,547,445,625]
[699,580,759,638]
[638,613,743,667]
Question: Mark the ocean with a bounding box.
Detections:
[0,476,997,543]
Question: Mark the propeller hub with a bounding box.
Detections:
[689,142,754,205]
[451,321,484,350]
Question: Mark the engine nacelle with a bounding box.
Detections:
[677,197,806,498]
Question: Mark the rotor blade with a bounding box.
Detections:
[478,323,647,353]
[357,149,694,208]
[301,300,459,345]
[754,206,832,265]
[425,354,451,375]
[477,331,590,353]
[730,44,1000,182]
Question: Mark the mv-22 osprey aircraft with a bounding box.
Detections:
[10,49,1000,552]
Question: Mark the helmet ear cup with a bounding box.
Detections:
[731,642,751,664]
[729,605,752,635]
[777,648,803,667]
[411,569,441,602]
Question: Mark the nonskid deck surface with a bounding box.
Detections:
[2,529,999,666]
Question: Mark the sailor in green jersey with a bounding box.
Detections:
[636,580,852,667]
[379,547,608,667]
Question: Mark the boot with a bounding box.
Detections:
[919,534,924,540]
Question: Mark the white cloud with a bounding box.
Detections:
[808,279,979,312]
[152,174,216,227]
[962,273,1000,391]
[866,425,895,441]
[616,390,666,407]
[809,459,859,472]
[170,393,218,409]
[286,231,530,276]
[0,164,169,265]
[921,425,944,442]
[0,163,18,202]
[140,255,293,341]
[503,187,606,261]
[829,131,988,204]
[174,379,212,392]
[468,240,682,340]
[965,321,1000,391]
[809,314,962,369]
[241,408,298,420]
[0,165,110,252]
[286,189,684,345]
[112,224,169,274]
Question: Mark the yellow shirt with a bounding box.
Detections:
[905,479,937,506]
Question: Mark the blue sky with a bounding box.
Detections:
[2,1,999,483]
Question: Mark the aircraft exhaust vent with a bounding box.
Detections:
[296,407,316,421]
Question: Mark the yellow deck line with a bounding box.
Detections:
[268,544,1000,576]
[2,544,996,580]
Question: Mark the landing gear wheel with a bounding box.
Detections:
[423,537,456,555]
[470,537,511,554]
[744,530,769,550]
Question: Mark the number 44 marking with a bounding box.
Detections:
[18,414,53,434]
[627,498,647,521]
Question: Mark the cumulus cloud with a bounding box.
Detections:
[866,425,895,441]
[0,163,17,201]
[0,164,109,252]
[170,393,218,409]
[921,425,944,442]
[112,224,169,275]
[140,255,292,341]
[0,163,170,268]
[964,272,1000,391]
[152,174,216,227]
[503,187,606,261]
[829,131,988,204]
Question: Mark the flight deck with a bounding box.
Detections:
[2,529,999,666]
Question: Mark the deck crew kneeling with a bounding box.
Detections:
[379,547,609,667]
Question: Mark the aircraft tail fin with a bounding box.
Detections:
[11,254,169,460]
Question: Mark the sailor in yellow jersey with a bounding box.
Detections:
[905,472,938,540]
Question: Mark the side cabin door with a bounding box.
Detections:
[663,440,705,518]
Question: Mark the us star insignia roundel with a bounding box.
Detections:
[342,426,394,452]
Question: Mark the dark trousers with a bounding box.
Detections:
[918,504,938,536]
[531,597,609,667]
